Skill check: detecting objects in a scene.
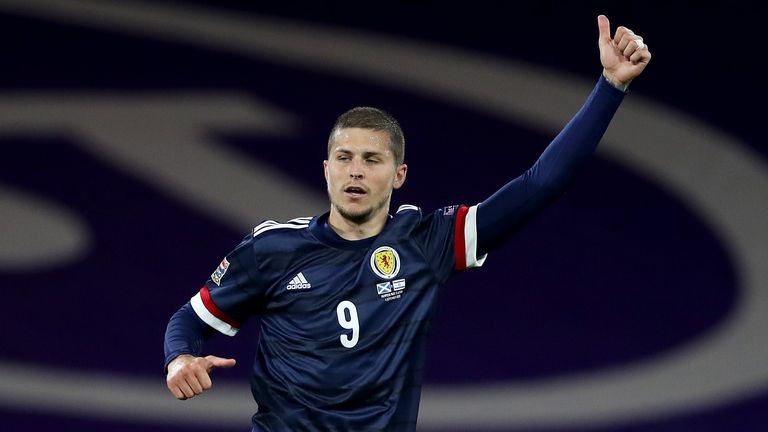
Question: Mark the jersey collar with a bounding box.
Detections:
[309,212,388,250]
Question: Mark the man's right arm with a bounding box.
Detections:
[164,302,213,371]
[163,232,262,400]
[164,303,236,399]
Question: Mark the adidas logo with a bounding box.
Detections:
[286,272,312,290]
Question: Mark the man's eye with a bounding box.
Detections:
[366,159,380,164]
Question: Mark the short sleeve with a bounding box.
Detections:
[189,234,262,336]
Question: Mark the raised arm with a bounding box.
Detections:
[598,15,652,90]
[475,15,651,256]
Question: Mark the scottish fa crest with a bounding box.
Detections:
[370,246,400,279]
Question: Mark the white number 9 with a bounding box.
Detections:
[336,300,359,348]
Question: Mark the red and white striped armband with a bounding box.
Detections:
[190,287,241,336]
[454,204,488,271]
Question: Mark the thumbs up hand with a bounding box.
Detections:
[597,15,651,90]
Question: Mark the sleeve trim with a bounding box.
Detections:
[453,206,468,270]
[454,204,488,270]
[465,205,488,268]
[190,287,240,336]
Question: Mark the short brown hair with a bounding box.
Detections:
[327,107,405,165]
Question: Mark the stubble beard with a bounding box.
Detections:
[330,192,390,226]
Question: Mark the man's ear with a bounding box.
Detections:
[393,164,408,190]
[323,160,329,184]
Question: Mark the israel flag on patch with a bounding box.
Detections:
[377,281,392,294]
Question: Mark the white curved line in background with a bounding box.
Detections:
[0,0,766,429]
[0,92,328,231]
[0,185,90,271]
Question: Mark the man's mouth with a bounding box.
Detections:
[344,186,367,198]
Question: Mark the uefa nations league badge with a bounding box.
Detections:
[211,257,230,286]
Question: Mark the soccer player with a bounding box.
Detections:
[164,15,651,431]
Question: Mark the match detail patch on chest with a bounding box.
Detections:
[370,245,401,279]
[376,278,406,302]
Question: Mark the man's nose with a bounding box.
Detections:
[349,159,364,179]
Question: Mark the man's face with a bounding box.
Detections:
[324,128,407,225]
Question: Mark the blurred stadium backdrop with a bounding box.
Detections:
[1,1,765,431]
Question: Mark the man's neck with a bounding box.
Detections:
[327,208,389,241]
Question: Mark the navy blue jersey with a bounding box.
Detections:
[189,204,485,431]
[165,75,626,431]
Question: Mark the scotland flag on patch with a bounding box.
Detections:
[377,281,392,294]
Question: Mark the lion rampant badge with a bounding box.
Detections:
[370,246,401,279]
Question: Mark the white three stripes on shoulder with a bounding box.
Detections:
[253,217,310,237]
[397,204,420,213]
[289,216,313,223]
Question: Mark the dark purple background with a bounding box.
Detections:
[0,1,761,431]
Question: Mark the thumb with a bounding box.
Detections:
[597,14,611,43]
[204,355,237,371]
